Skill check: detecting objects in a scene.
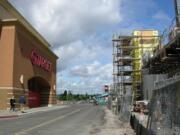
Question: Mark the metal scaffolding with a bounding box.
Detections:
[112,32,161,101]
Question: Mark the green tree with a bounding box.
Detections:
[62,90,68,100]
[68,91,73,100]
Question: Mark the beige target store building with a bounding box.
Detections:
[0,0,58,109]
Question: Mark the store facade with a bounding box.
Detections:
[0,0,58,109]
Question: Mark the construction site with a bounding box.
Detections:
[109,0,180,135]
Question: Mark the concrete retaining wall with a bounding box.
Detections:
[147,82,180,135]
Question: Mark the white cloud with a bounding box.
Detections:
[8,0,171,94]
[69,62,112,86]
[9,0,122,46]
[54,38,112,71]
[56,61,112,94]
[70,61,101,77]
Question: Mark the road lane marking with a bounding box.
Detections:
[15,109,81,135]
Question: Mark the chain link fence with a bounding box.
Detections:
[118,95,132,122]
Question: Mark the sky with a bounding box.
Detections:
[8,0,175,94]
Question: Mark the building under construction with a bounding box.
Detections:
[111,1,180,134]
[112,30,160,102]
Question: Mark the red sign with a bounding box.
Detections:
[30,49,52,72]
[104,85,109,92]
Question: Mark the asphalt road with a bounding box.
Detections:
[0,104,105,135]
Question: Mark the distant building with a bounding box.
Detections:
[0,0,58,109]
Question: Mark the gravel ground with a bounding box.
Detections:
[90,107,135,135]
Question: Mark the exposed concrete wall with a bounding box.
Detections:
[148,82,180,135]
[142,74,167,100]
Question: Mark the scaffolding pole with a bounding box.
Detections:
[112,32,160,103]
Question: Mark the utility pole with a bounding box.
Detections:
[174,0,180,27]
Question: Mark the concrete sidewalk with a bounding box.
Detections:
[0,105,67,119]
[90,107,135,135]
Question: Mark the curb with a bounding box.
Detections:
[0,105,68,119]
[0,115,19,119]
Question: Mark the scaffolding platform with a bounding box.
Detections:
[113,31,160,101]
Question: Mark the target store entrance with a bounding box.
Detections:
[28,77,50,108]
